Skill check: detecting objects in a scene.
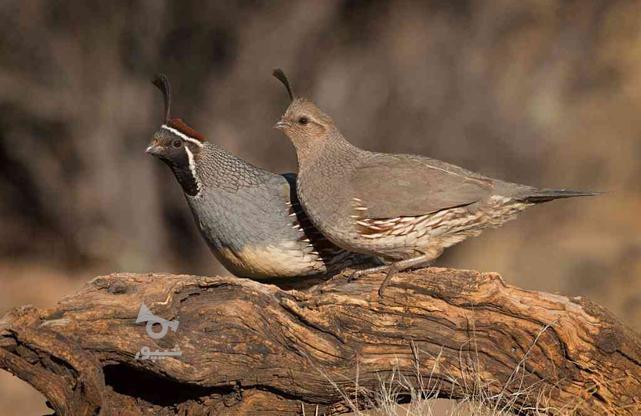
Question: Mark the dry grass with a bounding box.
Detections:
[308,323,577,416]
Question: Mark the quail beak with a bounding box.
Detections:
[274,120,290,130]
[145,143,163,156]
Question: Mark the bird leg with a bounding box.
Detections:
[347,264,394,282]
[347,248,443,296]
[377,253,439,297]
[347,252,438,283]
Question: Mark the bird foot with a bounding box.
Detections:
[376,257,436,297]
[347,264,392,282]
[377,267,399,297]
[347,269,367,282]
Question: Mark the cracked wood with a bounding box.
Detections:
[1,268,640,415]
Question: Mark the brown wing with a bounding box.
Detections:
[350,154,494,219]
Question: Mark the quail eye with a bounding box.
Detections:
[172,139,183,148]
[298,116,309,125]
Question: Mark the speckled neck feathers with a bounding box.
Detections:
[191,143,273,195]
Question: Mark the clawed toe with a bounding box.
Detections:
[346,264,388,282]
[347,270,364,282]
[377,268,397,297]
[347,267,383,282]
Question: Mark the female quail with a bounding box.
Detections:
[272,69,597,294]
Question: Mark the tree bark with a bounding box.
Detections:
[1,268,640,415]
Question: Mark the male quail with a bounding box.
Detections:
[272,69,597,293]
[146,74,378,284]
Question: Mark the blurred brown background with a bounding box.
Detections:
[1,0,640,414]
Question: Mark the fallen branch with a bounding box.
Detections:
[1,268,640,415]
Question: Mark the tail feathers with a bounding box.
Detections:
[519,189,601,204]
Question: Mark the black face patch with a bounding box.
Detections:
[161,151,199,197]
[149,131,200,196]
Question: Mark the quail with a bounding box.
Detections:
[272,69,597,294]
[146,74,379,285]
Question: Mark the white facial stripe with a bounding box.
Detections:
[184,146,202,196]
[161,124,204,148]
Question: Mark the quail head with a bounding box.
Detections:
[146,74,379,284]
[272,69,597,294]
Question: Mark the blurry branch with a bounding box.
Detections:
[1,268,640,415]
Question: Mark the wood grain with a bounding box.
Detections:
[1,268,640,415]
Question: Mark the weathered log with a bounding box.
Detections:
[1,268,640,415]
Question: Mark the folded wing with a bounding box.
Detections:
[350,154,495,219]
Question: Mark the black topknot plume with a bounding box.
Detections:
[152,73,172,123]
[272,68,294,101]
